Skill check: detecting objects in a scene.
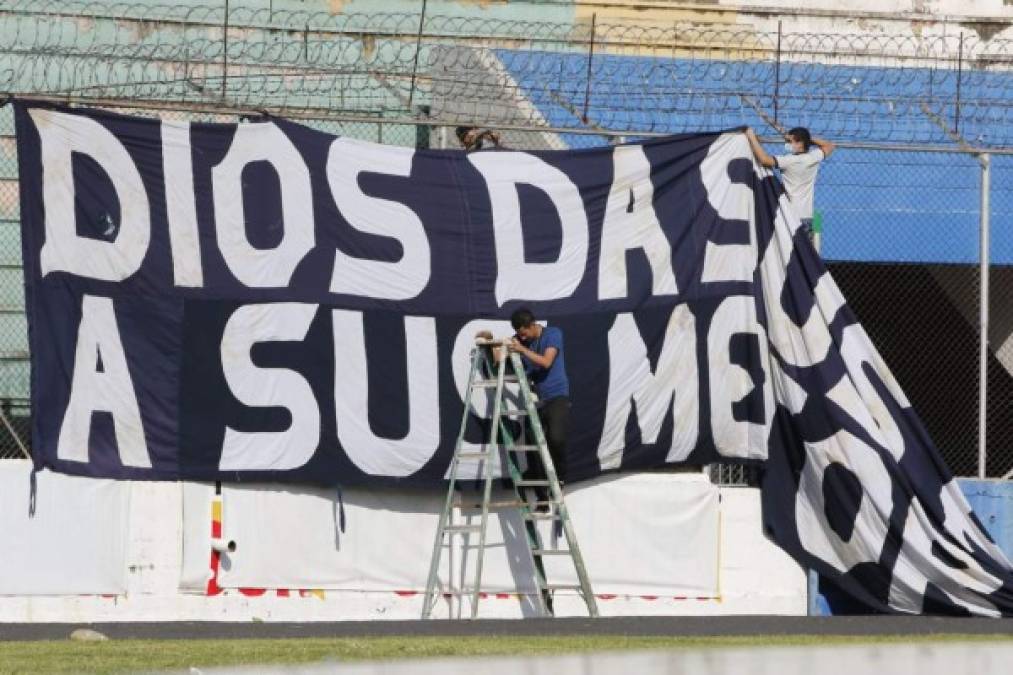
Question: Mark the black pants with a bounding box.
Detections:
[527,396,570,481]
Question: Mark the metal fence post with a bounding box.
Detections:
[581,12,597,124]
[955,32,964,135]
[979,152,990,479]
[774,20,782,125]
[222,0,230,99]
[407,0,428,111]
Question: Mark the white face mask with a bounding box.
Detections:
[784,142,795,153]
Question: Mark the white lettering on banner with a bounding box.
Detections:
[468,152,589,305]
[769,357,809,416]
[701,134,757,283]
[707,295,774,460]
[328,138,431,300]
[57,295,151,467]
[598,145,678,300]
[829,323,912,461]
[889,497,1003,616]
[597,307,699,471]
[758,196,846,367]
[212,122,315,288]
[796,429,892,573]
[160,120,204,287]
[219,303,320,471]
[332,310,440,476]
[30,109,151,282]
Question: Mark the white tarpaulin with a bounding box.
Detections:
[560,472,718,595]
[209,472,718,596]
[178,481,215,593]
[217,484,441,592]
[0,461,129,595]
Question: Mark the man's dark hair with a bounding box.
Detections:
[455,126,475,142]
[510,308,536,330]
[787,127,812,151]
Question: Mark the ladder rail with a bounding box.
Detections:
[467,346,508,618]
[493,397,552,616]
[424,339,598,620]
[421,346,483,619]
[510,352,600,618]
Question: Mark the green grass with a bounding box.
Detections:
[1,634,1012,674]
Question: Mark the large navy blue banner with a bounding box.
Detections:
[14,101,1013,615]
[16,103,772,484]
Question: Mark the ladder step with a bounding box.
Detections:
[515,479,551,487]
[531,549,571,556]
[443,524,483,534]
[455,446,540,457]
[505,444,541,453]
[522,511,561,521]
[456,499,553,510]
[526,501,556,511]
[456,451,492,460]
[540,583,583,591]
[501,409,532,417]
[472,377,520,387]
[456,499,520,509]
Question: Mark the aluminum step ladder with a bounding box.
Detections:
[421,337,598,619]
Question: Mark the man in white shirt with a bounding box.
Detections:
[745,126,835,244]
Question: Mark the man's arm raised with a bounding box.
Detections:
[812,136,835,159]
[745,127,776,168]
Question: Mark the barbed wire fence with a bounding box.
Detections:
[0,3,1010,480]
[3,3,1013,143]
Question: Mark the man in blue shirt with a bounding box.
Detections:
[509,308,570,485]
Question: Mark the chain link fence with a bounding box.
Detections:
[0,4,1010,479]
[826,148,1012,479]
[819,148,988,478]
[992,155,1013,476]
[0,102,29,460]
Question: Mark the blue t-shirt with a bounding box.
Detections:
[520,326,569,400]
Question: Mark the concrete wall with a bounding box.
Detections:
[0,462,806,622]
[962,479,1013,551]
[569,0,1013,41]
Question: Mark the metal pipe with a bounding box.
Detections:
[12,93,1013,155]
[407,0,427,112]
[955,31,963,135]
[978,152,990,479]
[774,20,782,125]
[221,0,229,99]
[581,12,596,124]
[210,538,237,553]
